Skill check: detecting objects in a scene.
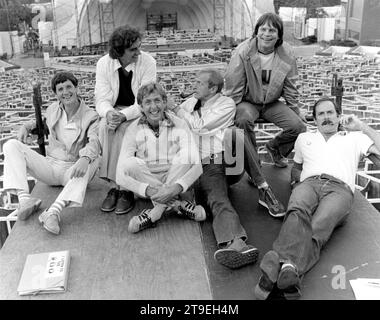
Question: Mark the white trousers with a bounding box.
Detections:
[3,139,99,207]
[119,157,193,198]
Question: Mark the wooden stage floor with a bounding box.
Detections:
[0,165,380,300]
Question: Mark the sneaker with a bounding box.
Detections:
[38,209,60,235]
[16,197,42,220]
[128,209,156,233]
[177,200,206,222]
[254,250,281,300]
[277,262,300,290]
[283,285,302,300]
[258,187,286,218]
[101,188,119,212]
[265,143,288,168]
[115,190,135,215]
[214,238,259,269]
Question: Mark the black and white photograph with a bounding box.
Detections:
[0,0,380,305]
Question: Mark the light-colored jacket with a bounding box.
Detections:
[94,51,157,119]
[116,112,202,198]
[178,93,235,160]
[24,99,101,162]
[224,37,300,113]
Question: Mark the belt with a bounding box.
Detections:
[201,152,224,165]
[308,174,353,194]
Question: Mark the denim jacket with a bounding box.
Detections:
[224,37,300,114]
[24,99,101,163]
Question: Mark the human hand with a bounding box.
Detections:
[106,110,125,130]
[340,115,364,132]
[70,157,90,179]
[151,184,183,204]
[145,186,158,198]
[17,126,30,144]
[299,108,308,123]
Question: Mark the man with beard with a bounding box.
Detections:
[255,97,380,299]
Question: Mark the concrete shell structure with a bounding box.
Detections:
[51,0,274,48]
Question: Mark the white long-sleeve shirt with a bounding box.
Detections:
[116,112,202,197]
[95,51,157,120]
[177,94,236,160]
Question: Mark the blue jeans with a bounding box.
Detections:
[272,175,354,275]
[194,125,269,246]
[235,100,306,157]
[194,161,247,247]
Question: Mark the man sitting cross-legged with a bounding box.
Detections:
[170,69,285,269]
[3,72,101,235]
[116,82,205,233]
[255,97,380,299]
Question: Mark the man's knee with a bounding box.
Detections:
[235,102,258,129]
[3,139,23,155]
[119,157,142,175]
[287,120,306,136]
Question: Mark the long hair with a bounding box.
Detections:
[253,12,284,48]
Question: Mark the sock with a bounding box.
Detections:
[258,182,269,190]
[149,204,167,222]
[48,199,69,216]
[17,190,31,205]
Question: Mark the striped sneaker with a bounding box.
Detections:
[177,200,206,222]
[128,209,156,233]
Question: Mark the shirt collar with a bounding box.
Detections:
[112,55,137,73]
[58,98,85,124]
[138,111,174,128]
[193,93,222,112]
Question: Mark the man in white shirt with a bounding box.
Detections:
[255,97,380,299]
[95,25,156,215]
[172,69,285,269]
[116,83,205,233]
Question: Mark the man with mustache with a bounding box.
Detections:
[95,25,156,216]
[255,96,380,299]
[224,12,306,169]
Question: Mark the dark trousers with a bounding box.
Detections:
[235,100,306,157]
[194,126,265,246]
[272,175,354,276]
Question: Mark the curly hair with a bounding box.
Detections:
[108,25,142,59]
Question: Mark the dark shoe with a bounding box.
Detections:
[277,262,300,290]
[258,186,286,218]
[101,188,119,212]
[214,238,259,269]
[254,250,281,300]
[283,284,302,300]
[177,200,206,221]
[115,190,135,215]
[265,143,288,168]
[128,209,157,233]
[16,197,42,220]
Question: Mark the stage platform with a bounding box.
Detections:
[0,165,380,300]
